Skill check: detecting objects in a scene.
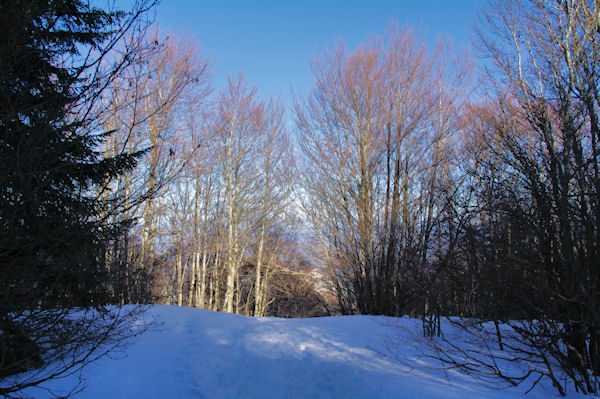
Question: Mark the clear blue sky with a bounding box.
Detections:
[153,0,484,106]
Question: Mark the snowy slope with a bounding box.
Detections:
[23,305,584,398]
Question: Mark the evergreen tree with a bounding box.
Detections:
[0,0,155,395]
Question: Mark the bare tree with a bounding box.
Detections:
[100,31,211,303]
[137,32,210,301]
[296,23,471,317]
[209,75,267,313]
[420,0,600,395]
[252,99,293,316]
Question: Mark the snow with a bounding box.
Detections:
[23,305,585,398]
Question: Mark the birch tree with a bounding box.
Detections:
[101,31,211,302]
[212,75,265,313]
[296,24,469,316]
[252,100,293,316]
[138,32,210,301]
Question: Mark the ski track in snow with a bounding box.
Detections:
[22,305,584,399]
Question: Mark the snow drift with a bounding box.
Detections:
[21,305,584,398]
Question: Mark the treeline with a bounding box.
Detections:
[4,0,597,395]
[296,27,471,318]
[294,1,600,395]
[98,32,326,318]
[99,9,600,394]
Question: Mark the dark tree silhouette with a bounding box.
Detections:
[0,0,156,396]
[417,0,600,395]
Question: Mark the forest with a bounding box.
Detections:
[1,0,600,397]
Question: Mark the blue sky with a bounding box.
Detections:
[153,0,484,106]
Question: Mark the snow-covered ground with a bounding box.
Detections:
[23,305,585,398]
